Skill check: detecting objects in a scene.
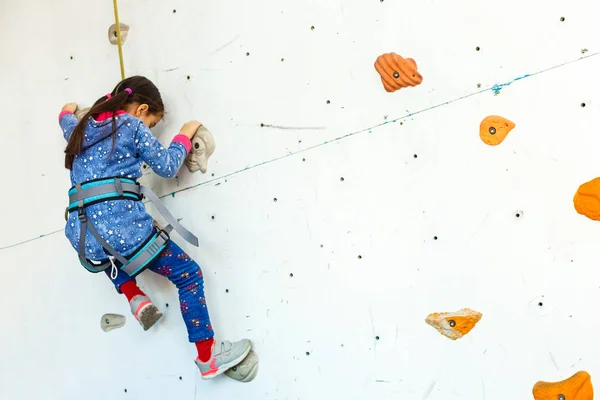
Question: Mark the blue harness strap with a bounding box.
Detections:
[69,177,198,278]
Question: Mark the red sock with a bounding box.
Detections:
[120,281,146,302]
[195,338,215,362]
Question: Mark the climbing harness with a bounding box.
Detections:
[67,177,198,278]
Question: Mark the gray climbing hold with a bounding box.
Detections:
[101,313,126,332]
[75,106,90,120]
[225,350,259,383]
[184,125,216,174]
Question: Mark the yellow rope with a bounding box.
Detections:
[113,0,125,80]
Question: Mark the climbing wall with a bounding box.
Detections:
[2,0,600,398]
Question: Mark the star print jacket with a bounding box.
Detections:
[59,110,192,261]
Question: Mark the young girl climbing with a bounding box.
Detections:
[60,75,250,379]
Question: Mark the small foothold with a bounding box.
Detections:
[173,9,176,13]
[375,53,423,92]
[340,177,345,182]
[108,23,130,45]
[310,26,315,30]
[480,115,516,146]
[413,154,418,158]
[434,236,438,240]
[326,100,331,104]
[273,198,278,202]
[425,308,482,340]
[246,52,250,56]
[358,255,362,259]
[166,303,169,307]
[101,313,126,332]
[226,289,229,293]
[187,75,191,80]
[306,352,310,356]
[560,17,565,22]
[185,126,216,174]
[477,83,482,88]
[581,103,586,108]
[532,371,593,400]
[375,336,380,340]
[124,389,127,393]
[225,349,259,382]
[476,46,481,51]
[179,376,182,380]
[290,273,294,277]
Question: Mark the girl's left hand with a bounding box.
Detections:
[62,103,78,113]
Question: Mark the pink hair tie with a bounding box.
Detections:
[106,93,112,99]
[125,88,132,95]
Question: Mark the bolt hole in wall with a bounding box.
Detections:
[581,102,586,107]
[538,302,543,307]
[475,46,481,51]
[560,16,565,21]
[434,236,438,240]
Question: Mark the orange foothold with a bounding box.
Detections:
[425,308,482,340]
[533,371,593,400]
[574,178,600,221]
[374,52,423,93]
[480,115,516,146]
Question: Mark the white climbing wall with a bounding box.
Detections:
[2,0,600,398]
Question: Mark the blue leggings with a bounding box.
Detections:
[106,240,214,343]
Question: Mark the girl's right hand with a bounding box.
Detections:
[180,120,202,139]
[62,103,78,113]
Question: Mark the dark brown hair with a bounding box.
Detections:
[64,75,165,169]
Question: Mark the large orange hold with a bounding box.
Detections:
[574,178,600,221]
[480,115,516,146]
[425,308,482,340]
[533,371,593,400]
[374,52,423,92]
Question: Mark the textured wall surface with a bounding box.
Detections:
[1,0,600,399]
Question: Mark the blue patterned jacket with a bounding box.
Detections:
[59,110,191,261]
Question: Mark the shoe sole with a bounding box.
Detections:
[137,304,162,331]
[201,345,252,380]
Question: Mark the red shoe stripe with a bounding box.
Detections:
[134,300,151,320]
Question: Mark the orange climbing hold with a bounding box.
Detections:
[533,371,593,400]
[479,115,516,146]
[574,178,600,221]
[425,308,482,340]
[374,52,423,92]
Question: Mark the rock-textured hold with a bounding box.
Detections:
[480,115,516,146]
[108,23,130,45]
[374,52,423,93]
[101,313,126,332]
[425,308,482,340]
[75,106,90,120]
[533,371,593,400]
[185,125,216,173]
[574,178,600,221]
[225,350,259,382]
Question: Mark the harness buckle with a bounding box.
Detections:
[77,208,87,223]
[158,229,170,242]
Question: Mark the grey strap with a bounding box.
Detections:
[114,178,123,196]
[84,218,129,265]
[140,186,199,247]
